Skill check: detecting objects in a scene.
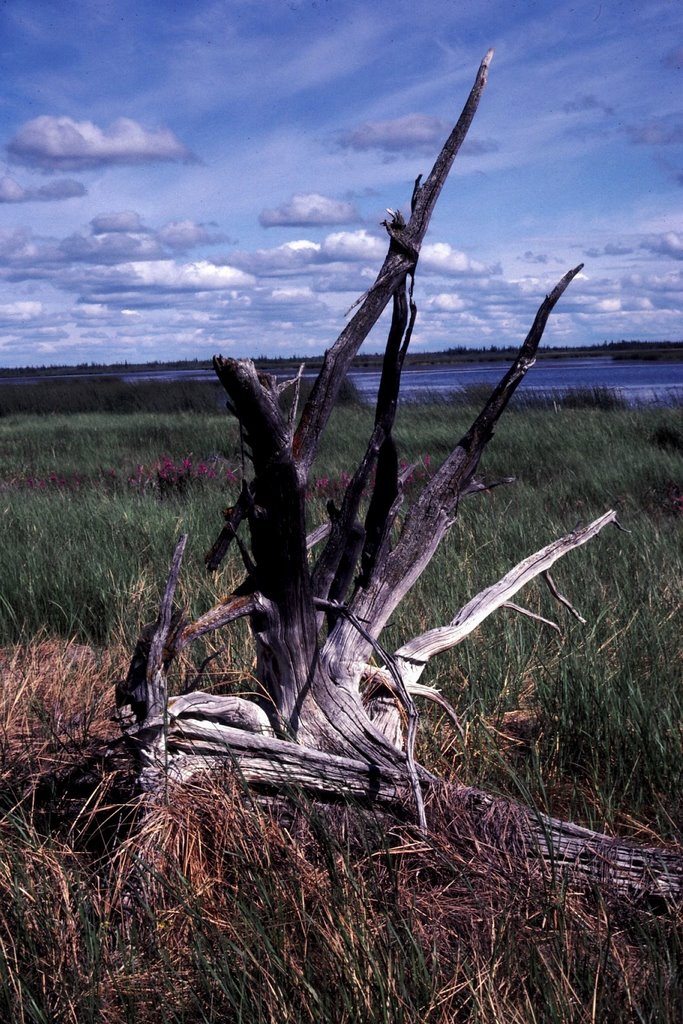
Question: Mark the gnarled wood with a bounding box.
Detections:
[392,510,618,689]
[292,49,494,476]
[116,52,683,904]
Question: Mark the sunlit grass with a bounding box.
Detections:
[0,395,681,1022]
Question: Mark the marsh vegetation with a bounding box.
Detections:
[0,393,681,1021]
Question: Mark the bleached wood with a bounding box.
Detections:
[392,511,617,686]
[292,49,494,477]
[116,54,683,906]
[362,667,465,741]
[168,693,274,735]
[175,594,256,651]
[146,533,186,720]
[543,570,587,623]
[137,734,682,899]
[503,601,562,634]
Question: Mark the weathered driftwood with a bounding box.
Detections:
[116,51,683,901]
[117,519,683,900]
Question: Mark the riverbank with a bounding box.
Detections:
[1,339,681,381]
[2,359,682,415]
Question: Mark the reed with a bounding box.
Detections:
[0,398,680,1021]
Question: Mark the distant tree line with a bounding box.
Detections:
[1,338,681,379]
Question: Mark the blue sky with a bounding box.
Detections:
[0,0,681,367]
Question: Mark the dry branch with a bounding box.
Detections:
[392,510,618,687]
[292,49,494,475]
[115,53,683,905]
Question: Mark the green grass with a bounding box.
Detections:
[0,376,225,417]
[0,396,681,1022]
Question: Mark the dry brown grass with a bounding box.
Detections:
[0,643,680,1023]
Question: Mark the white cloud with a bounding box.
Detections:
[225,230,391,280]
[76,303,108,318]
[0,301,43,320]
[227,239,322,275]
[7,116,194,170]
[59,231,162,264]
[122,259,254,291]
[0,174,85,203]
[521,250,554,265]
[640,232,683,259]
[260,192,360,227]
[427,294,466,312]
[321,229,385,261]
[338,114,448,154]
[91,211,145,234]
[269,286,315,302]
[0,227,38,260]
[421,243,490,276]
[584,242,635,258]
[594,298,622,313]
[157,219,226,250]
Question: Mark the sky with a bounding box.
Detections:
[0,0,681,367]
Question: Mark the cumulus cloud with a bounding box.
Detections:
[76,303,109,318]
[226,239,322,275]
[260,192,360,227]
[338,114,448,154]
[584,242,635,257]
[421,242,491,275]
[7,116,194,170]
[44,215,226,266]
[265,286,319,308]
[157,219,227,250]
[120,259,254,291]
[59,230,162,264]
[91,211,145,234]
[427,293,466,312]
[594,298,622,313]
[640,231,683,258]
[521,250,552,264]
[0,300,43,320]
[0,175,85,203]
[321,229,385,261]
[0,226,38,261]
[220,231,495,293]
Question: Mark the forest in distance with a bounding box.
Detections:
[1,338,681,380]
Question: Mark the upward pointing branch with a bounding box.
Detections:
[328,264,585,659]
[407,48,495,249]
[293,50,494,476]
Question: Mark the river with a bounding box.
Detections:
[4,356,683,405]
[346,357,683,404]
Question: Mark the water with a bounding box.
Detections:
[123,357,683,404]
[4,357,683,405]
[346,357,683,405]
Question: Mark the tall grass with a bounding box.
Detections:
[0,376,224,417]
[0,396,681,1021]
[0,661,679,1024]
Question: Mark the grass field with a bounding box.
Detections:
[0,387,681,1022]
